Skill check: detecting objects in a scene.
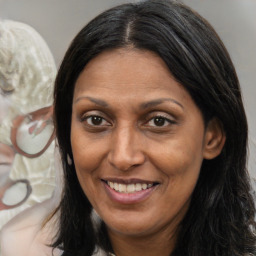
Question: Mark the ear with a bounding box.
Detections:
[203,118,226,160]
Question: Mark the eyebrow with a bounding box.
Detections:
[74,96,183,109]
[140,98,184,110]
[74,96,109,107]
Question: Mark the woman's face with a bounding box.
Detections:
[71,49,219,240]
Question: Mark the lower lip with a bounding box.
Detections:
[103,182,157,204]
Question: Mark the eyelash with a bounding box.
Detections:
[81,113,176,130]
[82,115,111,127]
[145,115,176,127]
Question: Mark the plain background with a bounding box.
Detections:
[0,0,255,177]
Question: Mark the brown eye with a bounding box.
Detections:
[146,115,175,128]
[90,116,103,125]
[85,115,110,126]
[153,117,166,126]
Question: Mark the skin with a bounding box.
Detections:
[71,48,225,256]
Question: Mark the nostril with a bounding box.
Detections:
[107,147,146,172]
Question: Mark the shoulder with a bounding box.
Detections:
[0,199,62,256]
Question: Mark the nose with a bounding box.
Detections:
[107,125,146,171]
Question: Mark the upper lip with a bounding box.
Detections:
[101,178,159,185]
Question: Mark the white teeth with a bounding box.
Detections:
[109,181,114,189]
[142,184,147,190]
[107,181,154,193]
[127,184,135,193]
[135,183,142,191]
[119,184,126,193]
[114,183,119,191]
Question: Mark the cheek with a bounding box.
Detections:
[71,122,105,173]
[71,139,99,201]
[151,141,203,213]
[70,128,109,201]
[72,142,101,173]
[150,138,204,176]
[148,135,204,205]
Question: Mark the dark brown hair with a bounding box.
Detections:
[53,1,256,255]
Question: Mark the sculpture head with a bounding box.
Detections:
[0,20,56,219]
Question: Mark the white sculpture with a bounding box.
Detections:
[0,20,57,229]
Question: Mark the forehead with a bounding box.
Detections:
[73,48,191,104]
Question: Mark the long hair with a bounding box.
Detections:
[53,0,256,255]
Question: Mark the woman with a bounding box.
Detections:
[1,0,255,255]
[51,1,256,255]
[53,0,256,255]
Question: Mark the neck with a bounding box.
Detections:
[107,226,177,256]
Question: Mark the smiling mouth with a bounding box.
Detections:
[103,180,159,193]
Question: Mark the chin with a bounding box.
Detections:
[100,209,161,237]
